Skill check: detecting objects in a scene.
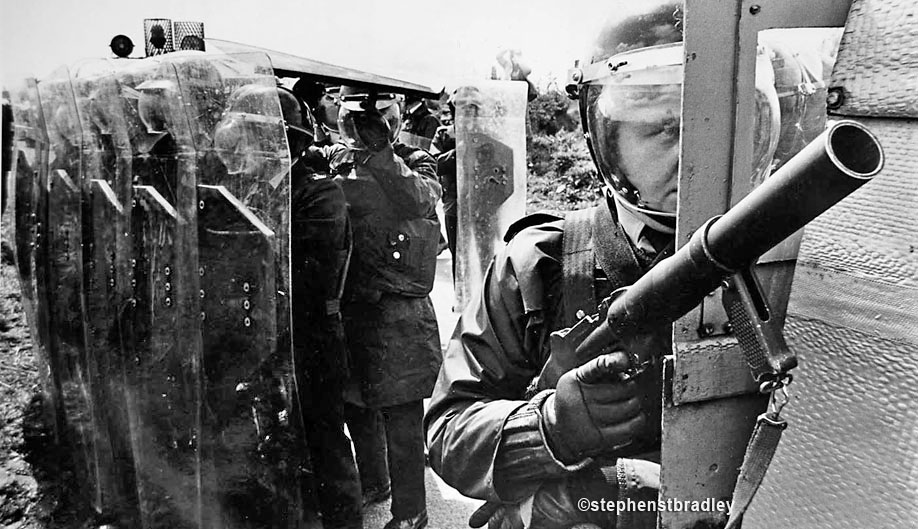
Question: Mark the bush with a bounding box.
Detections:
[526,129,603,213]
[529,90,579,136]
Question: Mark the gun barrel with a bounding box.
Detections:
[708,120,883,270]
[576,120,883,358]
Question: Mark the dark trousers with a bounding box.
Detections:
[297,331,363,529]
[444,212,457,282]
[346,401,426,519]
[303,393,363,529]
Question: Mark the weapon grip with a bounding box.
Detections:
[722,267,797,383]
[539,293,622,391]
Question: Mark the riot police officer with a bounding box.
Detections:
[326,86,442,529]
[281,86,365,529]
[424,2,783,528]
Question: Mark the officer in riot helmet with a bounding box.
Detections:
[277,85,364,529]
[424,2,781,528]
[324,85,442,529]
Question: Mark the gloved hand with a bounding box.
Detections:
[469,470,619,529]
[468,502,522,529]
[352,110,391,153]
[541,352,646,464]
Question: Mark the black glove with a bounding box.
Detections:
[542,352,646,463]
[469,468,622,529]
[352,110,391,153]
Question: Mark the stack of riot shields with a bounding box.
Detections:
[10,51,313,528]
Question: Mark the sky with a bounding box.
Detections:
[0,0,610,91]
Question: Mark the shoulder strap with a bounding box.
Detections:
[561,207,597,328]
[592,203,647,290]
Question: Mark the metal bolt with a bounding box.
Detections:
[398,233,406,242]
[131,299,137,308]
[131,259,137,268]
[243,299,251,310]
[200,289,205,299]
[699,323,715,337]
[164,282,172,292]
[571,69,583,83]
[244,316,251,327]
[199,200,205,210]
[199,267,205,277]
[164,266,171,276]
[164,297,172,307]
[749,4,761,14]
[243,282,251,293]
[200,312,206,321]
[392,251,401,260]
[723,322,733,334]
[826,87,845,110]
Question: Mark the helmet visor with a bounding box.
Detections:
[582,42,780,212]
[337,104,401,151]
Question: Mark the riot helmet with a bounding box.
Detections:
[136,78,178,134]
[277,85,317,158]
[567,1,780,226]
[213,83,301,175]
[336,85,402,151]
[760,32,829,171]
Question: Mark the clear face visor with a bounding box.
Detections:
[579,43,779,213]
[136,79,178,134]
[337,103,402,151]
[214,111,284,175]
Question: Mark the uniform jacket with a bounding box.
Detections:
[435,148,457,216]
[400,103,441,151]
[326,142,443,407]
[326,142,442,299]
[425,203,669,526]
[290,161,350,383]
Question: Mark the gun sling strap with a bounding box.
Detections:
[561,206,790,528]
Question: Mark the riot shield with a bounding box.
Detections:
[454,81,527,309]
[9,79,59,439]
[74,58,152,524]
[37,67,113,513]
[179,52,309,527]
[124,57,206,529]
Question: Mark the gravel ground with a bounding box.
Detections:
[0,228,95,529]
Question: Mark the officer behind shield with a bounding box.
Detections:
[424,2,782,528]
[276,86,365,529]
[324,86,442,529]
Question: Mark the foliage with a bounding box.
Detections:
[528,89,579,136]
[526,128,604,213]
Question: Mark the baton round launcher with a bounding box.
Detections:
[576,120,884,359]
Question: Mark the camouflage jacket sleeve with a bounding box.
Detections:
[425,219,590,502]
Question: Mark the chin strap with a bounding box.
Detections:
[608,189,675,234]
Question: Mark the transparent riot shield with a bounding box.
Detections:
[9,79,60,440]
[123,57,206,529]
[176,51,310,527]
[37,67,114,514]
[454,81,528,309]
[73,59,151,524]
